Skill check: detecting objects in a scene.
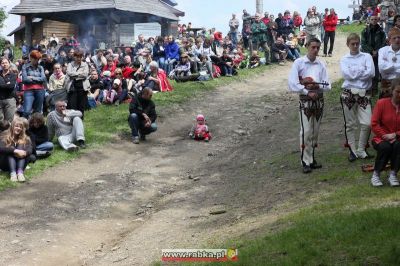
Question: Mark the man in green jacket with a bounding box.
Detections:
[251,13,271,64]
[361,15,387,93]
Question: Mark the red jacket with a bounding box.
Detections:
[323,14,338,32]
[293,16,302,27]
[262,17,270,26]
[371,98,400,144]
[157,69,173,92]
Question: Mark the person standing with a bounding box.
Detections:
[288,38,331,173]
[22,50,47,118]
[64,50,90,118]
[304,10,321,43]
[340,33,375,162]
[0,58,17,122]
[229,14,240,47]
[378,27,400,98]
[251,13,271,64]
[361,15,387,93]
[322,8,338,57]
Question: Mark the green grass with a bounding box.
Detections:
[0,64,273,191]
[337,23,365,34]
[176,79,400,266]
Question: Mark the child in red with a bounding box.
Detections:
[189,114,211,142]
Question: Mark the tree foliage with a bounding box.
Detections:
[0,7,7,30]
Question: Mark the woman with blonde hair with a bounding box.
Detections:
[0,117,32,182]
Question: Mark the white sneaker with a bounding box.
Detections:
[17,173,26,182]
[371,174,383,187]
[10,172,18,182]
[388,175,400,187]
[356,150,369,159]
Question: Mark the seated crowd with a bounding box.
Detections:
[0,8,309,182]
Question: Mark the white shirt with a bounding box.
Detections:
[378,45,400,80]
[288,56,331,95]
[340,52,375,90]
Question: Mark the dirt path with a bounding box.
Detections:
[0,36,349,266]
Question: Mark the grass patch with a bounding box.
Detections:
[337,23,365,34]
[225,207,400,266]
[0,64,273,191]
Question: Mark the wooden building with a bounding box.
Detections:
[9,0,184,47]
[8,18,78,46]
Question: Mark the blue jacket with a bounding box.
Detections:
[165,42,180,60]
[22,63,46,85]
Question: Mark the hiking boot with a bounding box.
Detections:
[10,172,17,182]
[132,136,140,144]
[77,140,86,149]
[17,173,26,182]
[348,151,358,162]
[371,173,383,187]
[310,161,322,169]
[303,165,312,174]
[388,175,400,187]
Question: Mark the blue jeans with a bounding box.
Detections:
[23,89,45,118]
[36,142,54,152]
[230,31,238,47]
[221,65,233,76]
[128,113,157,137]
[165,58,177,75]
[158,57,166,71]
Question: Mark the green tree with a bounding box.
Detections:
[0,7,7,52]
[0,7,7,30]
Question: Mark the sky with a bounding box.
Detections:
[1,0,353,42]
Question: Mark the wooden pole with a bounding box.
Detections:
[24,14,33,48]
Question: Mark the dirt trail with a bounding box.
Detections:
[0,36,349,266]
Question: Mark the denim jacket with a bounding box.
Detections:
[22,63,46,88]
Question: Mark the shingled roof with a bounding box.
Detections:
[10,0,184,20]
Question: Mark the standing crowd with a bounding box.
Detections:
[289,22,400,188]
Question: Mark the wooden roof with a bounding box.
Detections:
[10,0,184,20]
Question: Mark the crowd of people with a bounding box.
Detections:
[2,4,400,187]
[356,1,400,36]
[288,23,400,188]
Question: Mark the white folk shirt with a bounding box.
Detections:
[340,52,375,90]
[288,56,331,95]
[378,45,400,80]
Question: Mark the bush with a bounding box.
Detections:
[0,36,5,54]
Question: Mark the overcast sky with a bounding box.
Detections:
[1,0,353,42]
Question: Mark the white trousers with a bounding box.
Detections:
[299,96,324,166]
[58,117,85,150]
[340,90,371,155]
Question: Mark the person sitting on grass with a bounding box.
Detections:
[0,117,32,182]
[219,50,234,76]
[272,37,289,65]
[128,87,157,144]
[249,50,261,68]
[28,112,54,158]
[47,100,86,151]
[370,79,400,187]
[168,53,192,81]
